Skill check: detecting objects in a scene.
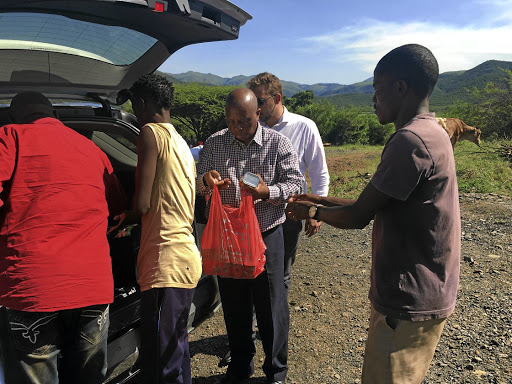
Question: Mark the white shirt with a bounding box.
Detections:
[263,107,329,196]
[190,145,203,161]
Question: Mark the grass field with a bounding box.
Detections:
[321,140,512,198]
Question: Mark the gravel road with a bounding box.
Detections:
[188,193,512,384]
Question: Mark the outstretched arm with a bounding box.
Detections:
[286,182,391,229]
[289,193,356,207]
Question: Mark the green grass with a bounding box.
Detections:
[322,145,383,199]
[453,140,512,195]
[324,140,512,198]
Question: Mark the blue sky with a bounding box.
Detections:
[159,0,512,85]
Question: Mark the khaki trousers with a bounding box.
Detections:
[362,307,447,384]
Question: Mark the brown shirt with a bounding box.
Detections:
[369,113,461,321]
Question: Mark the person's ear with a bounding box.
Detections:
[255,107,261,118]
[396,80,408,96]
[274,93,282,105]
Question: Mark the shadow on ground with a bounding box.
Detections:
[190,334,229,360]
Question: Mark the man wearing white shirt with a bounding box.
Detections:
[247,72,330,290]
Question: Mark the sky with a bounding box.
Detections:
[159,0,512,85]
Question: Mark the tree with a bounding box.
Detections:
[171,83,236,142]
[367,115,394,145]
[445,68,512,139]
[285,90,315,111]
[294,102,338,139]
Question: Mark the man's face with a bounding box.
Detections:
[251,85,276,124]
[372,71,400,126]
[225,104,260,145]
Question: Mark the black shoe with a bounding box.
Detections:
[267,381,285,384]
[218,350,232,367]
[215,364,254,384]
[214,373,251,384]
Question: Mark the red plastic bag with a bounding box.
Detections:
[201,185,266,279]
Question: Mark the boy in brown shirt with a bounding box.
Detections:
[286,44,460,384]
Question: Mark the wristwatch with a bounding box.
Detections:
[308,205,320,220]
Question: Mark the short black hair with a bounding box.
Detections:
[129,73,174,110]
[375,44,439,99]
[10,91,55,124]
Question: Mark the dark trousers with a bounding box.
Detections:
[140,287,195,384]
[218,225,288,382]
[0,304,109,384]
[283,217,303,290]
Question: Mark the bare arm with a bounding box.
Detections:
[288,193,357,236]
[289,193,356,207]
[286,182,391,229]
[134,126,158,216]
[106,127,157,236]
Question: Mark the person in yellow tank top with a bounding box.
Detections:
[113,74,201,384]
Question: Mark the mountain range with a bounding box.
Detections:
[159,60,512,108]
[158,71,374,97]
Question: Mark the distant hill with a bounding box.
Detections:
[155,70,180,84]
[167,71,375,97]
[324,60,512,109]
[166,71,225,85]
[168,71,307,95]
[162,60,512,108]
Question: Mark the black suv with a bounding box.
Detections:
[0,1,251,383]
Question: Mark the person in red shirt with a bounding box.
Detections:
[0,91,126,384]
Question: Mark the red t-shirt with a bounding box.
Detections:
[0,117,127,311]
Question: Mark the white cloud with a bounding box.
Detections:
[300,12,512,77]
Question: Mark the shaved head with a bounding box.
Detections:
[10,91,55,124]
[225,88,260,145]
[226,88,258,111]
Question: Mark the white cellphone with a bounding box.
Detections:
[242,172,260,188]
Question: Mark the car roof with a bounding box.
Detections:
[0,0,251,103]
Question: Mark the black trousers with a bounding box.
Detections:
[283,217,303,290]
[218,225,288,382]
[140,287,195,384]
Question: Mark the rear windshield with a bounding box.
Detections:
[0,12,157,65]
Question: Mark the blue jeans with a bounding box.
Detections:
[0,304,109,384]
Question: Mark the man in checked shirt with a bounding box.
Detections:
[196,88,303,384]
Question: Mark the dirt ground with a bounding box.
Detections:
[188,192,512,384]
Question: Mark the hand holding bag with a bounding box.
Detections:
[201,184,266,279]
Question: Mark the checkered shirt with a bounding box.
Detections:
[196,124,304,232]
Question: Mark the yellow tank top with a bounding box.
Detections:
[137,123,202,291]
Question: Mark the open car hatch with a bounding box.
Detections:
[0,0,252,102]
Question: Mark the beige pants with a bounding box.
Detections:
[362,307,447,384]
